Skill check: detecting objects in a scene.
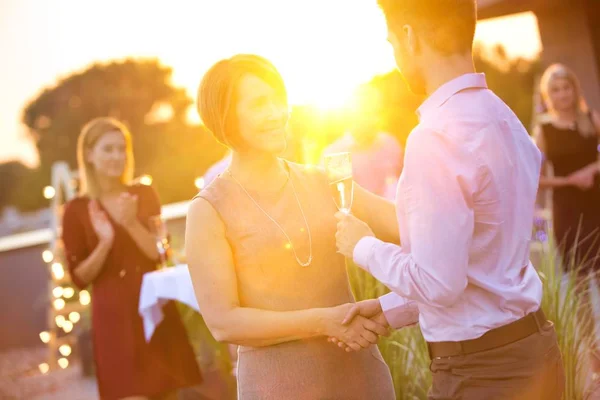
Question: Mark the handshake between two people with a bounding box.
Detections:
[322,299,390,352]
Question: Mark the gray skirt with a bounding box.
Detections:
[236,338,395,400]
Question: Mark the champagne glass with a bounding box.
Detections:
[148,216,169,269]
[323,152,354,214]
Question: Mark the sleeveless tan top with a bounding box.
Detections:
[198,162,355,311]
[196,161,394,400]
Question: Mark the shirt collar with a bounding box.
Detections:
[416,73,488,121]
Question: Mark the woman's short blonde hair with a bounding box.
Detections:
[76,117,134,198]
[540,63,595,137]
[197,54,288,149]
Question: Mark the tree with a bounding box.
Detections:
[20,58,225,210]
[0,161,29,212]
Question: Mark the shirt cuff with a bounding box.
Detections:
[353,236,381,271]
[379,292,419,329]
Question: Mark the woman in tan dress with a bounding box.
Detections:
[185,54,397,399]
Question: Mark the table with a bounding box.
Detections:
[138,264,199,342]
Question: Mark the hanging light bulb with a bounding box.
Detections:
[38,363,50,374]
[59,344,72,357]
[68,312,81,323]
[79,290,91,306]
[58,358,69,369]
[42,250,54,263]
[62,321,74,333]
[55,315,66,328]
[52,286,64,298]
[51,263,65,280]
[39,331,51,344]
[63,287,75,299]
[53,298,65,310]
[43,186,56,199]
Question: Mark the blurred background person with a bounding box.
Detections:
[534,63,600,373]
[62,117,202,400]
[322,86,403,200]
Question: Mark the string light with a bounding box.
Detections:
[39,331,50,344]
[52,286,64,298]
[42,250,54,263]
[55,315,66,328]
[59,344,72,357]
[43,186,56,199]
[53,298,65,311]
[51,263,65,280]
[38,363,50,374]
[63,287,75,299]
[79,290,91,306]
[68,312,81,323]
[62,321,73,333]
[58,358,69,369]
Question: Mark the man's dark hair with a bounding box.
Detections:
[378,0,477,55]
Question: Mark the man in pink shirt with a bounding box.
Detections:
[334,1,564,398]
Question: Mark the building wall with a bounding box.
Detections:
[479,0,600,111]
[0,243,49,350]
[536,0,600,110]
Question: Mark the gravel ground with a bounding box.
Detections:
[0,346,98,400]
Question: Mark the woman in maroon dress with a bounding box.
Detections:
[62,117,202,400]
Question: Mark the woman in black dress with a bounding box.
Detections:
[534,63,600,371]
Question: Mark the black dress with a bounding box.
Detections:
[541,120,600,274]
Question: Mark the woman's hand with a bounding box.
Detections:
[88,200,114,245]
[320,304,388,351]
[115,192,139,226]
[566,166,596,190]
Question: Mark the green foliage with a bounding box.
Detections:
[17,58,226,210]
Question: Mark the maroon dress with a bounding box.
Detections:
[62,184,202,399]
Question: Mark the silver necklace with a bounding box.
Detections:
[226,166,313,267]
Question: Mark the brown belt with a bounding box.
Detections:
[427,308,547,359]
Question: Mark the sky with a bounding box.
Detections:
[0,1,542,167]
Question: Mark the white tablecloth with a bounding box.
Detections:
[138,264,199,342]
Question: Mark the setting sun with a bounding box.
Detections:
[1,0,542,164]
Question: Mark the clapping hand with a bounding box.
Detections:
[88,200,114,245]
[114,192,139,226]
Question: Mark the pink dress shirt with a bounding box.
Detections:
[353,73,543,342]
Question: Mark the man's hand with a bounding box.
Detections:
[328,299,390,351]
[335,212,375,259]
[341,299,385,324]
[320,304,388,351]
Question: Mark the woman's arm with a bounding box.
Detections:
[590,110,600,172]
[185,197,388,350]
[63,201,113,289]
[533,125,569,189]
[352,184,400,245]
[124,219,160,261]
[118,188,160,261]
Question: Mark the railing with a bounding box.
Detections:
[0,200,191,254]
